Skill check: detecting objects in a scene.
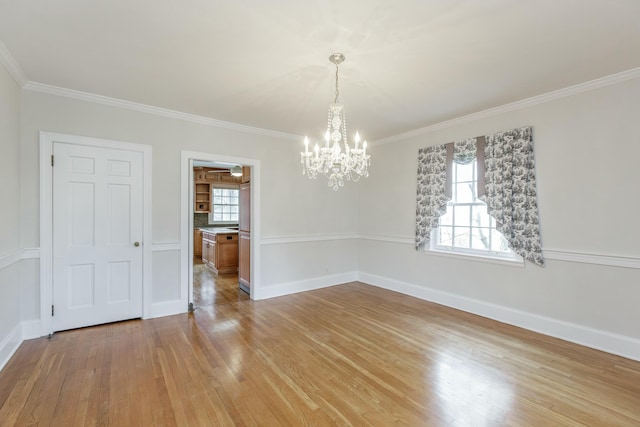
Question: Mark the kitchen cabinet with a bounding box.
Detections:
[238,181,251,294]
[241,166,251,183]
[202,231,215,269]
[193,167,207,181]
[239,182,250,232]
[215,233,238,274]
[194,167,242,184]
[194,182,211,213]
[194,229,203,257]
[201,229,238,275]
[238,231,250,292]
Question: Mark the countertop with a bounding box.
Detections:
[198,227,238,234]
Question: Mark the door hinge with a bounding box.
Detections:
[51,155,54,166]
[51,304,54,316]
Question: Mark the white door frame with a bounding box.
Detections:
[40,132,153,337]
[180,151,261,308]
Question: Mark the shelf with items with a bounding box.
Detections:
[194,182,211,213]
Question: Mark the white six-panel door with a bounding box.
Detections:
[52,142,143,332]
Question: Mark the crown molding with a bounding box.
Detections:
[373,67,640,146]
[22,81,302,141]
[0,41,27,87]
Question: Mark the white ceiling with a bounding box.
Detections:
[1,0,639,141]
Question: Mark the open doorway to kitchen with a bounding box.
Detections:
[180,151,260,314]
[192,161,248,308]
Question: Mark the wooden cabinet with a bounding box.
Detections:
[238,231,250,293]
[194,167,242,184]
[216,233,238,274]
[201,231,215,268]
[208,239,216,270]
[241,166,251,183]
[194,182,211,213]
[194,229,203,257]
[193,167,207,181]
[239,182,250,232]
[239,181,250,293]
[201,230,238,275]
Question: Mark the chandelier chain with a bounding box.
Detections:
[334,62,340,104]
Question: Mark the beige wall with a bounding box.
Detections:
[358,77,640,347]
[0,63,22,349]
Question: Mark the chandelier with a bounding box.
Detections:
[300,53,370,190]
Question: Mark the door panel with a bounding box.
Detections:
[53,142,143,332]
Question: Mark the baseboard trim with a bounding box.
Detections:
[149,300,185,319]
[0,323,23,372]
[257,271,358,300]
[358,272,640,362]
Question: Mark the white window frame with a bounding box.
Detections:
[429,160,522,265]
[208,184,240,224]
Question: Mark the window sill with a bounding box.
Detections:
[425,248,525,267]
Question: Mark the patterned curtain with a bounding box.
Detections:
[415,126,544,266]
[415,144,449,250]
[479,126,544,266]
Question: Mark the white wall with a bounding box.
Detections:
[358,76,640,359]
[18,89,359,322]
[0,62,23,368]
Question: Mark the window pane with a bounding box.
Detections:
[210,188,240,222]
[491,231,510,252]
[471,205,491,227]
[453,227,470,248]
[440,207,453,226]
[439,226,453,246]
[454,205,471,226]
[471,228,491,250]
[456,183,474,203]
[456,162,473,182]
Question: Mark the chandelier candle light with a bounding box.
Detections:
[300,53,370,190]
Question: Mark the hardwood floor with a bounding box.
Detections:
[1,282,639,426]
[193,258,249,307]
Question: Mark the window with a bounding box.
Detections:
[210,188,239,223]
[432,160,514,260]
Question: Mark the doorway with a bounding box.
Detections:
[180,151,261,312]
[192,160,249,308]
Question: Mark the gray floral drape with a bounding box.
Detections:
[415,126,544,266]
[415,144,449,250]
[480,126,544,265]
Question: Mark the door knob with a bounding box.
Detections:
[134,242,140,247]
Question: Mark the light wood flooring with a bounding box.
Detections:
[1,283,639,426]
[192,258,249,308]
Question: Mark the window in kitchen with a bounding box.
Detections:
[431,160,516,261]
[210,187,239,223]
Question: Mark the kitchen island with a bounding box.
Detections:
[200,228,239,275]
